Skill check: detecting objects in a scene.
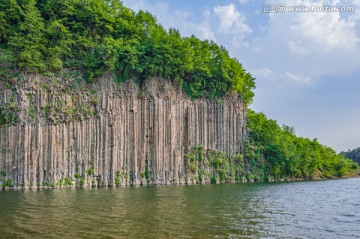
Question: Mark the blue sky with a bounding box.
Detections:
[122,0,360,152]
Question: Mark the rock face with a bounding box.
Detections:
[0,75,247,189]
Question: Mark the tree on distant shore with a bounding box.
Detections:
[341,148,360,165]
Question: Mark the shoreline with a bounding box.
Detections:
[2,175,359,191]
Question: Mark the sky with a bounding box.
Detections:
[122,0,360,152]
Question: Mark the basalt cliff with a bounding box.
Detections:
[1,0,357,190]
[0,74,247,189]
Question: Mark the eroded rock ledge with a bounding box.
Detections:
[0,74,247,189]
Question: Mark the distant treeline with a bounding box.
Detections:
[341,148,360,165]
[0,0,255,103]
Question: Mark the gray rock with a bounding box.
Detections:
[0,75,247,189]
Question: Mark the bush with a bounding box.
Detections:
[115,171,121,186]
[1,178,12,190]
[64,177,72,186]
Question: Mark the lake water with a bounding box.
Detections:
[0,178,359,239]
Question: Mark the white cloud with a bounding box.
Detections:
[239,0,248,4]
[212,4,252,48]
[291,10,359,51]
[213,4,252,35]
[285,72,312,84]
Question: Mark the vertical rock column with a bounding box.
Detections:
[0,78,247,189]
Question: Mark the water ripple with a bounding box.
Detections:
[0,179,360,238]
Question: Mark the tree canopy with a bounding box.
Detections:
[0,0,255,103]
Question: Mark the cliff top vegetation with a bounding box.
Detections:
[0,0,255,103]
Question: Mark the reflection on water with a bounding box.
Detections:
[0,178,359,238]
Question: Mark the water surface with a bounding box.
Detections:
[1,178,359,238]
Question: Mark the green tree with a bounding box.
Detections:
[7,0,46,71]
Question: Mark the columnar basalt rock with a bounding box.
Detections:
[0,75,247,189]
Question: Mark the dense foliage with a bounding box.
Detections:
[341,147,360,165]
[0,0,255,103]
[245,110,358,180]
